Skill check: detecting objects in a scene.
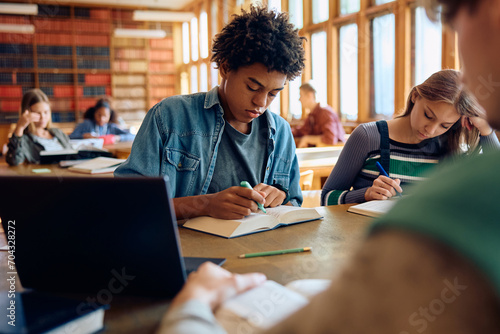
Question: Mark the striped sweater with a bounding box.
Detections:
[321,121,500,205]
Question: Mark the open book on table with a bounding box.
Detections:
[215,279,331,332]
[182,206,323,238]
[347,199,398,218]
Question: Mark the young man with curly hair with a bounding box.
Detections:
[115,6,306,220]
[158,1,500,333]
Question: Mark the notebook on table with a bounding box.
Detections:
[0,176,225,298]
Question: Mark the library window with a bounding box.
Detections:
[339,23,358,120]
[288,0,303,29]
[311,31,328,107]
[181,72,189,95]
[182,22,190,64]
[289,76,302,119]
[191,18,199,62]
[413,6,442,85]
[200,63,208,92]
[211,1,219,39]
[191,65,198,93]
[340,0,360,15]
[268,0,282,12]
[371,14,395,117]
[200,11,209,59]
[373,0,393,5]
[312,0,329,24]
[269,92,281,115]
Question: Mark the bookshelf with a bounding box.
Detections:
[0,5,176,129]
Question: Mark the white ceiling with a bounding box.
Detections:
[63,0,193,11]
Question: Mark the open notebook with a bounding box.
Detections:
[347,199,398,217]
[183,206,323,238]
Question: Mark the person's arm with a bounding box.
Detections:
[321,125,402,205]
[6,134,30,166]
[321,126,373,205]
[6,110,40,166]
[108,123,136,142]
[263,230,499,334]
[174,186,266,220]
[69,121,93,139]
[157,262,266,334]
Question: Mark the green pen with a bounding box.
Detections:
[239,247,312,259]
[240,181,266,213]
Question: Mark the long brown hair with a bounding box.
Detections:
[398,69,483,154]
[20,88,52,134]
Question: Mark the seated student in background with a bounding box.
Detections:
[115,5,305,220]
[158,2,500,332]
[292,82,345,147]
[321,69,499,206]
[6,89,73,166]
[69,99,135,143]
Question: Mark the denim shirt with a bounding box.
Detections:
[115,86,302,206]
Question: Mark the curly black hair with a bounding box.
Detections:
[84,98,118,124]
[211,5,305,81]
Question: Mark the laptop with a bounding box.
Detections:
[0,176,225,298]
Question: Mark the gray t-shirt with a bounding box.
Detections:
[208,116,268,193]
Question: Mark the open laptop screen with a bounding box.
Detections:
[0,176,218,298]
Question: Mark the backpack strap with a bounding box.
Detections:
[376,120,390,174]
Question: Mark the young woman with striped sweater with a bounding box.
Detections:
[321,69,500,206]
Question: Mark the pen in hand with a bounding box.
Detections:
[375,162,402,198]
[240,181,267,213]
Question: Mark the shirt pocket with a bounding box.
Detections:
[165,148,200,172]
[272,156,292,189]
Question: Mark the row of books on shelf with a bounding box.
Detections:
[0,73,111,85]
[115,99,146,109]
[0,44,110,57]
[0,33,33,44]
[0,43,33,55]
[0,85,110,98]
[0,58,33,68]
[150,74,176,85]
[114,49,147,59]
[0,98,103,112]
[38,58,112,70]
[114,74,145,85]
[114,87,146,98]
[113,60,148,72]
[76,59,111,70]
[150,38,174,49]
[36,34,109,46]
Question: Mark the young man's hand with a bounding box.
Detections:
[254,183,287,207]
[169,262,266,310]
[206,186,266,219]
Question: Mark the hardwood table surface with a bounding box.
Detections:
[0,204,372,333]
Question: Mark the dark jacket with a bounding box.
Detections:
[6,128,72,166]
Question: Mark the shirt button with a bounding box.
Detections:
[178,163,182,168]
[266,167,270,170]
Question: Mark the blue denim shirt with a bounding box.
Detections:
[115,87,302,206]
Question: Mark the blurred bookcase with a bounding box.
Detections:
[0,4,176,128]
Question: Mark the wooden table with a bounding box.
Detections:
[103,141,133,159]
[0,157,115,177]
[0,205,371,333]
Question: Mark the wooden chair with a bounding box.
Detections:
[299,169,314,191]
